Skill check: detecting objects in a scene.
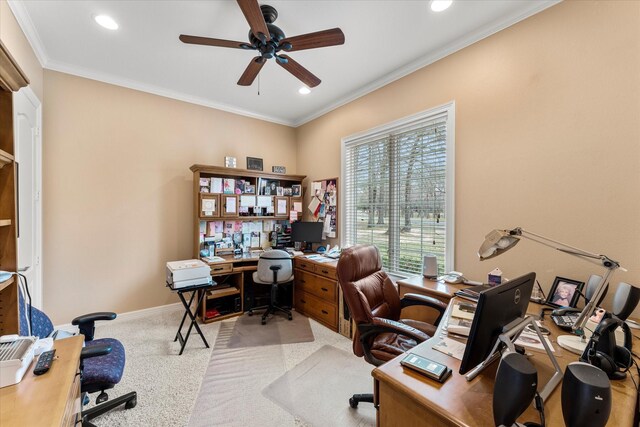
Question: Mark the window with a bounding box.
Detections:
[341,103,455,275]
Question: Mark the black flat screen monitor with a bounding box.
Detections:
[459,272,536,375]
[291,221,324,243]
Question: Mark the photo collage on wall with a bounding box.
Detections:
[308,178,338,239]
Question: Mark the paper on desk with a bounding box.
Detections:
[433,337,466,360]
[514,330,555,352]
[257,196,272,208]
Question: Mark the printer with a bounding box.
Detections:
[166,259,212,289]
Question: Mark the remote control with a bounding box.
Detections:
[33,349,56,375]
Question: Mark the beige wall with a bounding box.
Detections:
[297,0,640,312]
[43,70,297,323]
[0,0,43,99]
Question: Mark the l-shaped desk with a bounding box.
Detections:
[374,276,638,426]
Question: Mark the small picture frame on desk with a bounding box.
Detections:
[546,276,584,307]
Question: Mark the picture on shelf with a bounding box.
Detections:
[245,183,256,194]
[283,187,292,196]
[246,157,264,171]
[276,187,284,196]
[262,179,279,195]
[292,184,302,197]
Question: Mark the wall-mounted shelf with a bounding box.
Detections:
[0,149,13,169]
[0,276,14,293]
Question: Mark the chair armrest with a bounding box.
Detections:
[400,293,448,325]
[80,344,112,360]
[71,312,117,325]
[72,312,117,342]
[357,317,431,367]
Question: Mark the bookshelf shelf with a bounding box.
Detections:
[0,149,13,169]
[206,287,240,299]
[0,276,14,293]
[0,219,11,227]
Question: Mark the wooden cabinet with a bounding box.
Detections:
[294,257,339,331]
[190,165,306,323]
[0,41,28,335]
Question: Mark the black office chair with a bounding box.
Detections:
[248,249,294,324]
[18,289,137,426]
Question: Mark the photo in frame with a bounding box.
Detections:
[546,277,584,307]
[292,184,302,197]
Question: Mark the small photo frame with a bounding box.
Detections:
[276,186,284,196]
[546,277,584,308]
[292,184,302,197]
[245,184,256,194]
[283,187,293,196]
[246,157,263,171]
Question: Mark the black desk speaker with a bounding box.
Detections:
[561,362,611,427]
[493,353,537,427]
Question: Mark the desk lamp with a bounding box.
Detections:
[478,227,628,354]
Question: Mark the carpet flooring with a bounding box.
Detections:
[86,306,370,426]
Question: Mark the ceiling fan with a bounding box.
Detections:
[179,0,345,88]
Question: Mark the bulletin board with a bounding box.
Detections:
[308,177,338,239]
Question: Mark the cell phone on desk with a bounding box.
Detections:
[400,353,452,383]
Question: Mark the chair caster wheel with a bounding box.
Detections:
[96,391,108,404]
[248,311,253,316]
[261,319,266,325]
[288,314,293,320]
[349,397,358,408]
[125,397,137,409]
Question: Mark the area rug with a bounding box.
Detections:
[262,345,376,427]
[222,311,315,349]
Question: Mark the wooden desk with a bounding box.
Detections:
[1,335,83,426]
[372,301,638,426]
[397,275,467,324]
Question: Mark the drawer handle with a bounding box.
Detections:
[321,287,328,292]
[300,279,306,284]
[300,299,306,304]
[321,310,329,315]
[321,270,329,274]
[213,267,224,271]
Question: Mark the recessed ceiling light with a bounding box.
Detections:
[430,0,453,12]
[94,15,119,30]
[298,87,311,95]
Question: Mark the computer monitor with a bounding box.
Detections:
[291,221,324,244]
[459,272,536,375]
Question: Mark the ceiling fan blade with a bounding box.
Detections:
[238,57,266,86]
[281,28,345,52]
[276,55,321,88]
[237,0,271,42]
[179,34,250,49]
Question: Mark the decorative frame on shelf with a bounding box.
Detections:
[246,157,263,171]
[546,276,584,308]
[275,196,289,217]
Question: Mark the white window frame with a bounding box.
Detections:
[340,101,455,274]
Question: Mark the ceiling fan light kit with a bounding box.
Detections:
[180,0,345,88]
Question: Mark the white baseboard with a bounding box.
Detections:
[54,302,182,334]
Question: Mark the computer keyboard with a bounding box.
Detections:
[550,312,579,331]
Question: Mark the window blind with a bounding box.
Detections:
[344,109,451,276]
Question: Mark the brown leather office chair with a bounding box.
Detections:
[336,244,447,408]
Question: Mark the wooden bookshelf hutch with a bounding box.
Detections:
[190,164,305,323]
[0,41,29,334]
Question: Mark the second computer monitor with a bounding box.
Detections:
[291,221,324,246]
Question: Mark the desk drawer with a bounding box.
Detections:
[295,259,316,274]
[210,263,233,275]
[315,265,337,280]
[295,291,337,330]
[295,270,336,303]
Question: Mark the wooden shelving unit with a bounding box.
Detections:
[191,164,306,323]
[0,40,29,335]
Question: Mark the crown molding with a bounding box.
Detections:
[44,58,294,126]
[7,0,49,67]
[290,0,560,127]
